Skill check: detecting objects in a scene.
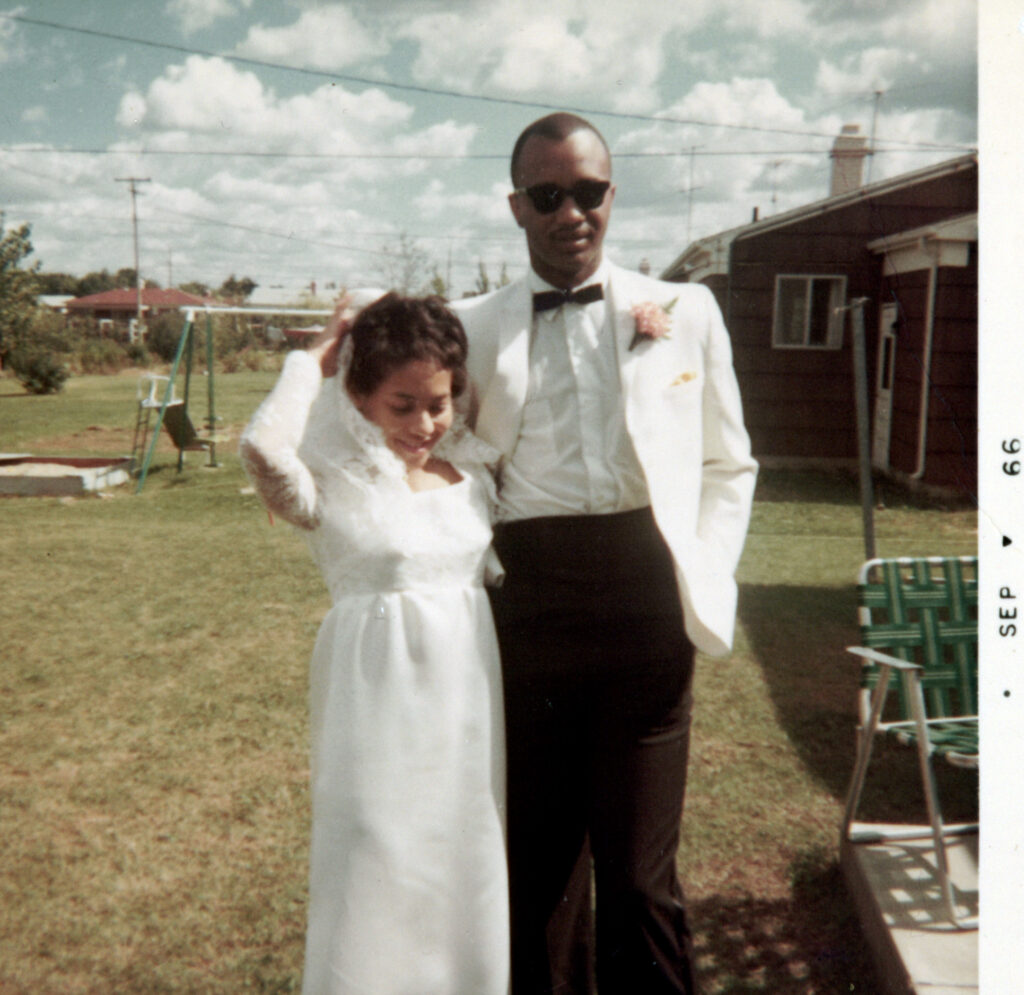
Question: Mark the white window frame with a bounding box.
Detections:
[771,274,847,349]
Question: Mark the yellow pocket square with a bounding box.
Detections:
[669,371,698,386]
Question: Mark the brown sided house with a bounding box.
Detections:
[663,137,978,498]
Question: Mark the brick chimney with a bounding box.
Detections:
[829,124,869,197]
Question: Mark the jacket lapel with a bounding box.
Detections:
[474,279,532,457]
[608,265,642,401]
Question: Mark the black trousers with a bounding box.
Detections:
[490,508,698,995]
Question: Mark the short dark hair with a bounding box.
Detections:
[510,113,610,186]
[345,292,469,399]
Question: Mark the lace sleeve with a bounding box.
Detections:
[239,351,324,529]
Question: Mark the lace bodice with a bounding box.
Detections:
[240,350,502,600]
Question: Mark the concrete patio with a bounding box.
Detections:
[841,826,978,995]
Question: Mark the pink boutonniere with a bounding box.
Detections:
[629,298,677,351]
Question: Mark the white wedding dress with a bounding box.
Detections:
[240,350,509,995]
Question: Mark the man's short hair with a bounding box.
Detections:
[509,113,610,186]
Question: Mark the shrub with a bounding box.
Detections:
[6,310,79,393]
[78,338,130,374]
[218,347,283,375]
[8,345,70,394]
[30,309,82,354]
[211,313,258,359]
[146,313,188,363]
[125,341,149,366]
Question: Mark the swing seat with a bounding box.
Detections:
[159,402,209,450]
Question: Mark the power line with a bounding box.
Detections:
[1,12,975,153]
[0,143,975,160]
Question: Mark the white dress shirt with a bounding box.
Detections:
[498,262,650,521]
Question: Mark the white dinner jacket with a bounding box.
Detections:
[452,262,757,657]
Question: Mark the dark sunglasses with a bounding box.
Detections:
[514,180,611,214]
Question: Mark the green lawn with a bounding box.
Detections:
[0,370,977,993]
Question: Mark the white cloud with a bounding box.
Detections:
[201,171,329,209]
[813,47,914,101]
[116,91,147,128]
[234,4,387,69]
[391,121,479,160]
[821,0,976,63]
[117,57,268,133]
[21,104,47,123]
[717,0,815,38]
[165,0,253,35]
[0,4,27,64]
[115,56,411,146]
[676,77,810,131]
[112,54,477,194]
[414,179,512,224]
[397,1,711,112]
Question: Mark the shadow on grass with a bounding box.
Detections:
[693,850,876,994]
[738,582,978,825]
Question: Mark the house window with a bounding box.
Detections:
[772,275,846,349]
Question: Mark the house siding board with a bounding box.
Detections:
[929,457,976,495]
[927,259,976,491]
[930,353,977,387]
[747,424,852,458]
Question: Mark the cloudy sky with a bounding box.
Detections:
[1,0,978,301]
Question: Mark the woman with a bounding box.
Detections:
[240,291,508,995]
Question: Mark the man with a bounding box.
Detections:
[454,113,757,994]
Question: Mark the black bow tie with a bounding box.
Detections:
[532,283,604,312]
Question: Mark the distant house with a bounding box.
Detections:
[65,288,211,342]
[663,131,978,497]
[37,294,75,314]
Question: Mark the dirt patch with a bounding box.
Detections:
[28,423,228,457]
[28,426,136,455]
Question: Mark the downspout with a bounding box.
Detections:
[911,246,938,480]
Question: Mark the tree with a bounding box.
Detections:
[114,267,138,289]
[36,272,80,295]
[376,233,431,295]
[179,280,210,298]
[428,269,449,299]
[218,274,258,303]
[76,269,117,296]
[0,222,40,370]
[475,261,491,296]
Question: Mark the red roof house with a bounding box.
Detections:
[65,288,214,343]
[66,287,210,318]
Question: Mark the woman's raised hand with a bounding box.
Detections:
[309,292,356,378]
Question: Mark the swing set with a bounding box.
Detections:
[132,306,331,494]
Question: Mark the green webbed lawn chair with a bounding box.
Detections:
[842,555,978,929]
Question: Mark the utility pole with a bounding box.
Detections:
[685,146,704,245]
[867,89,884,184]
[116,176,151,342]
[770,159,787,212]
[679,146,705,245]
